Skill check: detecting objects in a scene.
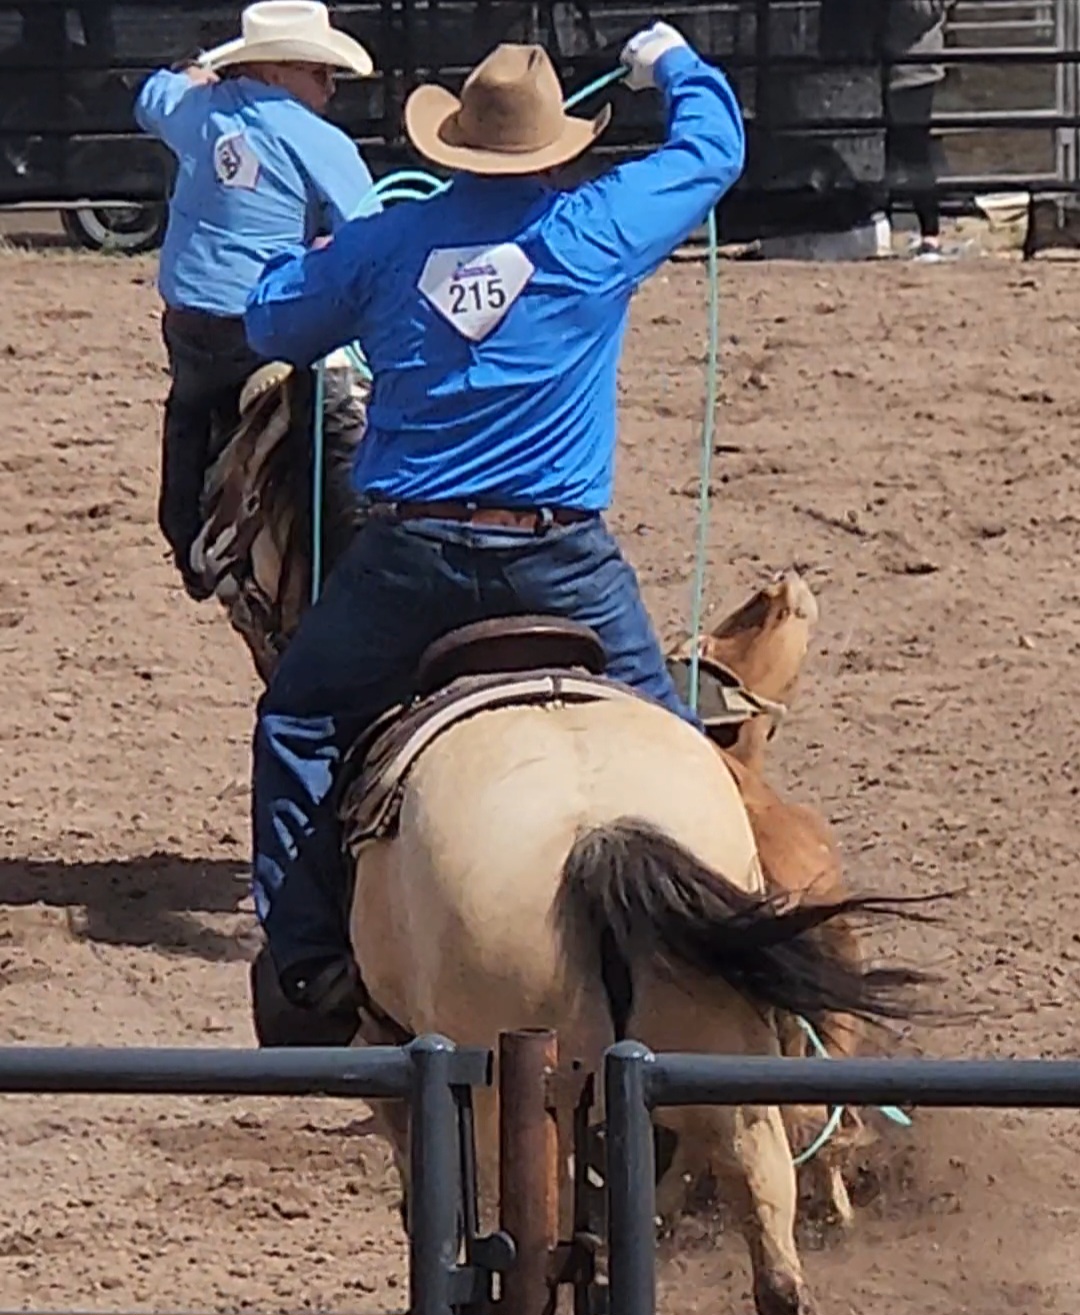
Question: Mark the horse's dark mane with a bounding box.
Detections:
[256,366,366,589]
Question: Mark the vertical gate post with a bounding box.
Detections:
[499,1029,559,1315]
[409,1035,462,1315]
[605,1041,657,1315]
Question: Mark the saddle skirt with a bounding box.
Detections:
[192,352,370,599]
[190,361,296,593]
[337,668,647,854]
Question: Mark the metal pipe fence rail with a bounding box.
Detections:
[5,1036,1080,1315]
[604,1046,1080,1315]
[0,1037,493,1315]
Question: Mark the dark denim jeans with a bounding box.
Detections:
[159,307,363,596]
[159,308,265,592]
[253,514,703,979]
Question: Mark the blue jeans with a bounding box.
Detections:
[252,514,703,979]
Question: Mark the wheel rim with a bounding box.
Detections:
[68,204,164,250]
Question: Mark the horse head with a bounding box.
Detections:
[699,568,819,705]
[669,569,819,771]
[189,352,367,683]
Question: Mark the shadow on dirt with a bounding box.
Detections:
[0,853,254,963]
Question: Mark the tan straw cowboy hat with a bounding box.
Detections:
[405,43,611,175]
[201,1,374,77]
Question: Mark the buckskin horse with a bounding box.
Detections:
[191,361,937,1314]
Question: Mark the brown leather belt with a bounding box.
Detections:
[364,499,593,533]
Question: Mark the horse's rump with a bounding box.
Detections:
[339,666,647,851]
[348,692,761,1042]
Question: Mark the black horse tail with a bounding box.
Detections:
[557,818,947,1042]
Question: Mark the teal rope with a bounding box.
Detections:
[343,342,372,381]
[792,1101,845,1170]
[791,1016,913,1169]
[686,206,719,713]
[310,360,327,601]
[563,64,628,109]
[373,169,445,196]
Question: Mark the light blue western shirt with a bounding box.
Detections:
[243,47,745,510]
[135,70,381,317]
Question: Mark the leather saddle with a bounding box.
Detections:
[336,614,766,853]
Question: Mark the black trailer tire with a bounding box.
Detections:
[60,202,167,254]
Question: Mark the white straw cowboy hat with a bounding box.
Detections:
[200,1,374,77]
[405,43,611,176]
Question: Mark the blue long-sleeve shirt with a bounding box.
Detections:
[135,70,381,317]
[244,46,745,510]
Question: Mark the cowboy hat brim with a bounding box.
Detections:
[404,83,611,176]
[201,29,374,77]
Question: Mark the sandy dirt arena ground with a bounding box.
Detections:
[1,242,1079,1314]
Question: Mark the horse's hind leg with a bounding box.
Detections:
[732,1104,816,1315]
[635,984,817,1315]
[352,1019,412,1230]
[682,1102,816,1315]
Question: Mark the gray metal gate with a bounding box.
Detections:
[936,0,1078,188]
[603,1043,1080,1315]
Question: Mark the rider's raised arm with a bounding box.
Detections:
[545,32,745,295]
[243,215,381,366]
[134,66,215,149]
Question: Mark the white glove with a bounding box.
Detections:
[619,21,690,92]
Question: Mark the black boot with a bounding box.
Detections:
[250,944,362,1047]
[178,556,214,602]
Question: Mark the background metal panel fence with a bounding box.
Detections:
[937,0,1068,187]
[3,0,1080,246]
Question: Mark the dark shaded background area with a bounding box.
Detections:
[0,0,895,241]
